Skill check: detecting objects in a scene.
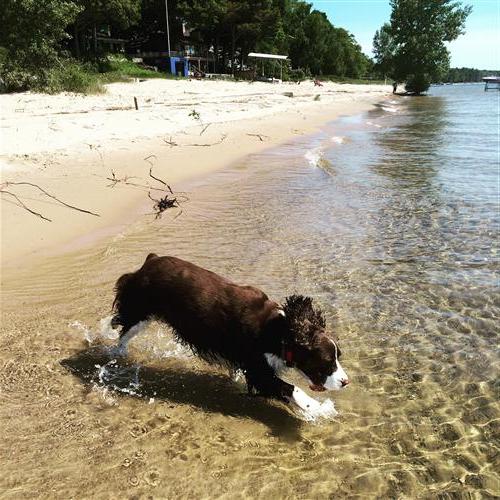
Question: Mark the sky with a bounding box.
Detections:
[310,0,499,70]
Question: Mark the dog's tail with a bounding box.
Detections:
[111,272,136,328]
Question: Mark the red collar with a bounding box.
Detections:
[282,343,294,367]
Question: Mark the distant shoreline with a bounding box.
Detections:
[0,78,391,270]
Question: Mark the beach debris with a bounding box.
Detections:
[134,97,139,110]
[189,109,201,121]
[314,94,321,101]
[283,92,294,98]
[246,133,269,142]
[200,123,211,136]
[143,154,157,166]
[162,136,178,147]
[148,167,187,219]
[106,170,139,188]
[187,134,227,147]
[0,181,100,221]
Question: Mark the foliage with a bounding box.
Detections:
[444,67,500,83]
[44,60,104,93]
[1,0,375,93]
[374,0,472,94]
[98,55,172,81]
[0,0,81,91]
[71,0,141,59]
[373,23,395,79]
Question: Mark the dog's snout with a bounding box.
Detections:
[340,378,349,387]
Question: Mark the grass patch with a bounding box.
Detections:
[45,61,105,94]
[1,54,176,94]
[98,56,173,83]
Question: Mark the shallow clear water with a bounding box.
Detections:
[1,84,499,497]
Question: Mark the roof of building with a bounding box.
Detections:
[248,52,288,60]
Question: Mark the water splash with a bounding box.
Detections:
[304,147,323,167]
[331,136,345,144]
[69,315,119,345]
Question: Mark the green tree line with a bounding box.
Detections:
[0,0,372,92]
[443,67,499,83]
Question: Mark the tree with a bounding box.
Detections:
[376,0,472,94]
[72,0,141,58]
[0,0,82,90]
[373,23,395,80]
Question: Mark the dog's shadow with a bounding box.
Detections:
[61,347,303,441]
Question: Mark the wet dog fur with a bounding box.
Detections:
[111,254,348,412]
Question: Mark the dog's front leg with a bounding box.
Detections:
[290,386,323,412]
[244,355,295,401]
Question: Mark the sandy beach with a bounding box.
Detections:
[1,79,390,269]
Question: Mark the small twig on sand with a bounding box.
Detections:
[106,170,138,188]
[200,123,211,136]
[1,181,100,217]
[0,190,52,221]
[149,167,173,193]
[246,133,269,142]
[188,134,227,147]
[162,136,178,147]
[143,154,157,166]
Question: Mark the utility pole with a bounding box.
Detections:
[165,0,171,56]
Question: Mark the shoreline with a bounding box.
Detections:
[1,79,391,272]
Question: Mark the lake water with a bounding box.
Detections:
[1,84,498,497]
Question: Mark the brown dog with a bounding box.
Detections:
[111,254,348,414]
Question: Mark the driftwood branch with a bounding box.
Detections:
[200,123,211,136]
[143,154,157,166]
[187,134,227,147]
[0,190,52,221]
[1,181,100,217]
[147,167,188,219]
[246,133,269,142]
[162,136,178,147]
[149,167,173,193]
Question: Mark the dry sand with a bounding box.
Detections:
[1,78,390,269]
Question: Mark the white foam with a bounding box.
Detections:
[330,136,345,144]
[304,147,323,167]
[381,105,397,113]
[69,315,120,345]
[366,121,382,128]
[141,328,192,360]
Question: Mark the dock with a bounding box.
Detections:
[483,76,500,91]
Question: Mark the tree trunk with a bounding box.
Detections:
[74,24,80,59]
[92,24,97,59]
[231,26,236,74]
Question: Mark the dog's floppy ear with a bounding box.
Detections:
[263,307,287,337]
[282,294,326,346]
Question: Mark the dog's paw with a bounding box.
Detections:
[291,387,338,421]
[317,398,338,418]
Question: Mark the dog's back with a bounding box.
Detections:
[112,254,278,364]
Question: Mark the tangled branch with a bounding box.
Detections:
[0,181,100,221]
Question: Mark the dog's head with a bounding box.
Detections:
[280,295,349,392]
